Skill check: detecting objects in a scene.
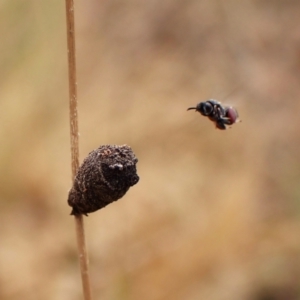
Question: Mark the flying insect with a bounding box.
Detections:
[187,99,240,130]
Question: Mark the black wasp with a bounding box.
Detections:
[187,99,240,130]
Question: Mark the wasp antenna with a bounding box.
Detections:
[187,107,196,111]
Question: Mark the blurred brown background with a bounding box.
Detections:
[1,0,300,299]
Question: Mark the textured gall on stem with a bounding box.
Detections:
[68,144,139,215]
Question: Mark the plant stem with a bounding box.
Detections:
[74,214,92,300]
[65,0,93,299]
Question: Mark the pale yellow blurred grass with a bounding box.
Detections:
[1,1,300,300]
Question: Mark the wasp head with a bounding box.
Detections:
[187,102,214,116]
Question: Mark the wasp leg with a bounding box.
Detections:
[215,120,227,130]
[219,117,232,125]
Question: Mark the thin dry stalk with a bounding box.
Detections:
[65,0,93,299]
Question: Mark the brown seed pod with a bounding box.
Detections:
[68,144,139,216]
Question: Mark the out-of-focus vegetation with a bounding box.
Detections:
[1,0,300,299]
